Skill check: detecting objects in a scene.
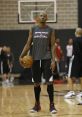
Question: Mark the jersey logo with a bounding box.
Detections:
[34,31,48,39]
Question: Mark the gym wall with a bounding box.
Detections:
[0,0,79,73]
[0,0,78,30]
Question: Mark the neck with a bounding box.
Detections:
[69,44,72,45]
[38,22,46,28]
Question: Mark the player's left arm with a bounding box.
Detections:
[50,30,56,72]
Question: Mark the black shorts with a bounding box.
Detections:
[32,59,52,83]
[66,56,71,72]
[1,62,10,74]
[71,56,82,78]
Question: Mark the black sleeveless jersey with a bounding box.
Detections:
[31,25,53,60]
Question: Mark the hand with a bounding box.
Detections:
[70,55,74,61]
[19,57,24,67]
[56,58,60,63]
[9,64,13,68]
[50,61,55,72]
[55,57,60,62]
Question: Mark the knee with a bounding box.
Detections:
[34,83,40,87]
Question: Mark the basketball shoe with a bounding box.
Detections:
[30,102,41,113]
[76,92,82,98]
[64,91,75,99]
[50,103,57,114]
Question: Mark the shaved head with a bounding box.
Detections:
[39,11,47,17]
[37,11,48,23]
[75,27,82,37]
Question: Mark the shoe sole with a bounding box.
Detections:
[30,109,41,113]
[30,110,37,113]
[51,110,57,114]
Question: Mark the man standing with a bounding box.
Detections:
[19,11,57,113]
[64,28,82,102]
[55,38,63,74]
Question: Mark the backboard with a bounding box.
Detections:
[18,0,57,23]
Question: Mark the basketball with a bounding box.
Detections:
[22,55,33,68]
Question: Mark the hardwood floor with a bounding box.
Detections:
[0,84,82,117]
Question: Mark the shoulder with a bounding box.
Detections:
[32,24,39,29]
[30,25,39,32]
[66,45,69,49]
[47,25,54,31]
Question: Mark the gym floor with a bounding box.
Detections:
[0,84,82,117]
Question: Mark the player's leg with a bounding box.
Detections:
[64,56,75,98]
[2,63,10,87]
[30,60,41,112]
[43,59,57,114]
[76,62,82,99]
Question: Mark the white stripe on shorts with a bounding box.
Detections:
[68,55,74,77]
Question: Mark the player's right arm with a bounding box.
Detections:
[19,28,33,59]
[19,28,33,66]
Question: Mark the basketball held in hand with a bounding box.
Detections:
[22,55,33,68]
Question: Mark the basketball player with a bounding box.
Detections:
[53,38,63,80]
[64,28,82,101]
[66,38,73,74]
[55,38,63,74]
[0,46,10,87]
[19,11,57,113]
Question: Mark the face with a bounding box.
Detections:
[68,39,73,45]
[38,12,47,23]
[56,39,60,44]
